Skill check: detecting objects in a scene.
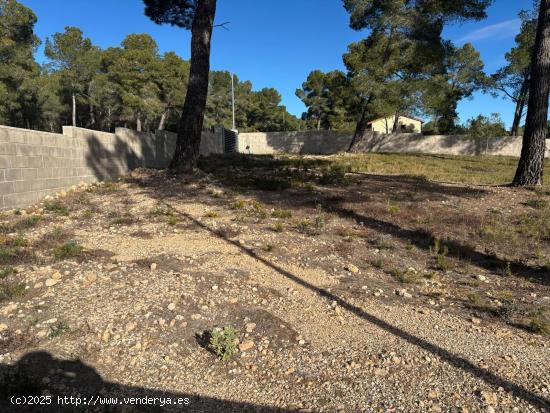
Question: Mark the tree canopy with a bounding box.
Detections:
[0,0,300,134]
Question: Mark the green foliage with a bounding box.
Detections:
[467,113,508,139]
[43,199,69,215]
[53,240,83,261]
[489,9,537,134]
[272,222,284,233]
[430,238,453,271]
[208,326,238,360]
[272,209,292,219]
[18,215,42,228]
[0,266,15,279]
[390,268,419,284]
[0,282,26,302]
[0,0,41,128]
[47,322,70,340]
[296,70,355,131]
[528,308,549,335]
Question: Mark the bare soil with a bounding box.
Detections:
[0,154,549,413]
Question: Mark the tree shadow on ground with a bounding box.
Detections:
[148,199,550,411]
[194,155,548,285]
[0,351,299,413]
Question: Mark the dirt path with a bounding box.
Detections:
[0,168,549,412]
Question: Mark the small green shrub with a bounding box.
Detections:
[370,259,385,269]
[47,322,70,340]
[527,308,549,335]
[167,216,178,226]
[496,262,513,277]
[467,292,481,305]
[272,222,284,233]
[524,199,548,209]
[208,326,238,360]
[497,300,518,321]
[272,209,292,219]
[390,268,419,284]
[431,238,453,271]
[263,244,275,252]
[53,240,83,261]
[295,219,311,232]
[204,211,219,218]
[231,200,246,210]
[18,215,42,228]
[110,213,134,226]
[318,164,352,185]
[0,283,26,302]
[314,215,325,230]
[148,204,173,218]
[387,201,401,214]
[0,266,15,279]
[43,200,69,216]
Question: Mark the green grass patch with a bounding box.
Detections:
[53,240,83,261]
[43,199,69,216]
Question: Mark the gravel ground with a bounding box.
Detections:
[0,166,549,413]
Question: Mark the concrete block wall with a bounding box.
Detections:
[0,125,224,211]
[237,130,550,158]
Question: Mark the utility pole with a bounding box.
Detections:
[231,73,236,130]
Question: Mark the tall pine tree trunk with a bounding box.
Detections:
[511,74,529,136]
[513,0,550,186]
[347,96,372,152]
[170,0,217,172]
[392,110,400,134]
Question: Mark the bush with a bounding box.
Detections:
[53,241,83,261]
[43,200,69,216]
[208,327,238,360]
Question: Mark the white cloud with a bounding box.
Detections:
[456,19,521,43]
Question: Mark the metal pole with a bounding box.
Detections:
[231,73,236,130]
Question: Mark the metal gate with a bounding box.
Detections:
[223,128,237,154]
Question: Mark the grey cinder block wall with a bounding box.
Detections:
[0,125,223,211]
[237,130,550,158]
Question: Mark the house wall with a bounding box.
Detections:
[370,116,422,133]
[0,125,223,210]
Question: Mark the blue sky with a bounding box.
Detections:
[21,0,532,127]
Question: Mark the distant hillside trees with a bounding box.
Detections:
[0,0,299,136]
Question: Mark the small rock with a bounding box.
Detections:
[51,271,62,280]
[395,289,412,298]
[0,323,8,333]
[45,278,60,287]
[345,264,359,274]
[373,368,388,377]
[239,340,254,352]
[168,303,176,311]
[245,322,256,333]
[428,390,439,399]
[476,274,487,282]
[86,273,97,283]
[480,391,497,405]
[191,314,201,320]
[470,317,482,325]
[150,263,157,271]
[125,322,136,332]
